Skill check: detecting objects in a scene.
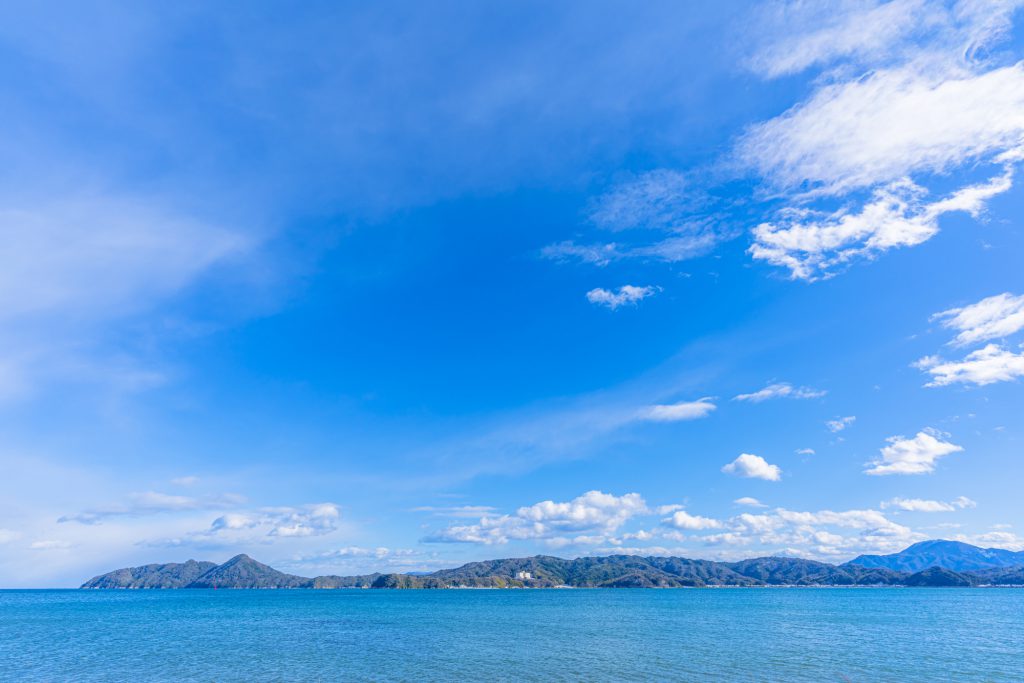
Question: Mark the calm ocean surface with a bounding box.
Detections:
[1,588,1021,682]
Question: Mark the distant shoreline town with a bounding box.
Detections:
[81,540,1024,589]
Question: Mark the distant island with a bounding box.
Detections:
[82,540,1024,589]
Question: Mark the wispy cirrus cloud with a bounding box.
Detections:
[932,292,1024,346]
[543,170,734,268]
[58,491,246,525]
[745,0,932,78]
[733,382,825,402]
[916,292,1024,386]
[0,194,259,403]
[741,0,1024,280]
[640,398,716,422]
[916,344,1024,386]
[411,505,498,518]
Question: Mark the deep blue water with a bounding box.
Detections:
[1,588,1022,682]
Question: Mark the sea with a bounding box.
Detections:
[1,588,1021,682]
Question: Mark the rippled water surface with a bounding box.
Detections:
[1,588,1022,682]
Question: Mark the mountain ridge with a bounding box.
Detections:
[81,540,1024,589]
[844,539,1024,572]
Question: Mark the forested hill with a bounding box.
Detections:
[82,541,1024,589]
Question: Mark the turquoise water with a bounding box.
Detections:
[1,588,1021,682]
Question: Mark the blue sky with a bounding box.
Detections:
[2,0,1024,586]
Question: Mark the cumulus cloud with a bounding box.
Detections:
[586,285,657,310]
[960,530,1024,550]
[662,510,724,530]
[795,448,815,455]
[734,497,767,508]
[741,1,1024,279]
[826,416,856,432]
[721,453,782,481]
[865,430,963,475]
[915,343,1024,386]
[933,292,1024,346]
[423,490,647,545]
[734,382,825,402]
[689,505,919,559]
[882,496,976,512]
[640,398,716,422]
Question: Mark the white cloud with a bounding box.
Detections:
[826,416,856,432]
[954,530,1024,551]
[882,496,976,512]
[0,197,248,322]
[304,546,412,560]
[795,448,815,455]
[543,233,721,267]
[283,546,440,575]
[734,497,767,508]
[933,292,1024,346]
[865,430,964,475]
[588,169,706,232]
[662,510,723,530]
[640,398,716,422]
[953,496,978,509]
[741,1,1024,279]
[0,529,21,544]
[739,65,1024,196]
[586,285,657,310]
[916,292,1024,386]
[264,503,342,538]
[543,170,729,267]
[749,168,1014,280]
[722,453,782,481]
[691,505,919,559]
[746,0,929,78]
[733,382,825,402]
[29,540,72,551]
[59,491,246,524]
[542,241,620,267]
[0,194,255,401]
[145,502,344,547]
[915,343,1024,386]
[424,490,647,545]
[411,505,498,518]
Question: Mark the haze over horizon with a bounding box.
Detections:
[2,0,1024,587]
